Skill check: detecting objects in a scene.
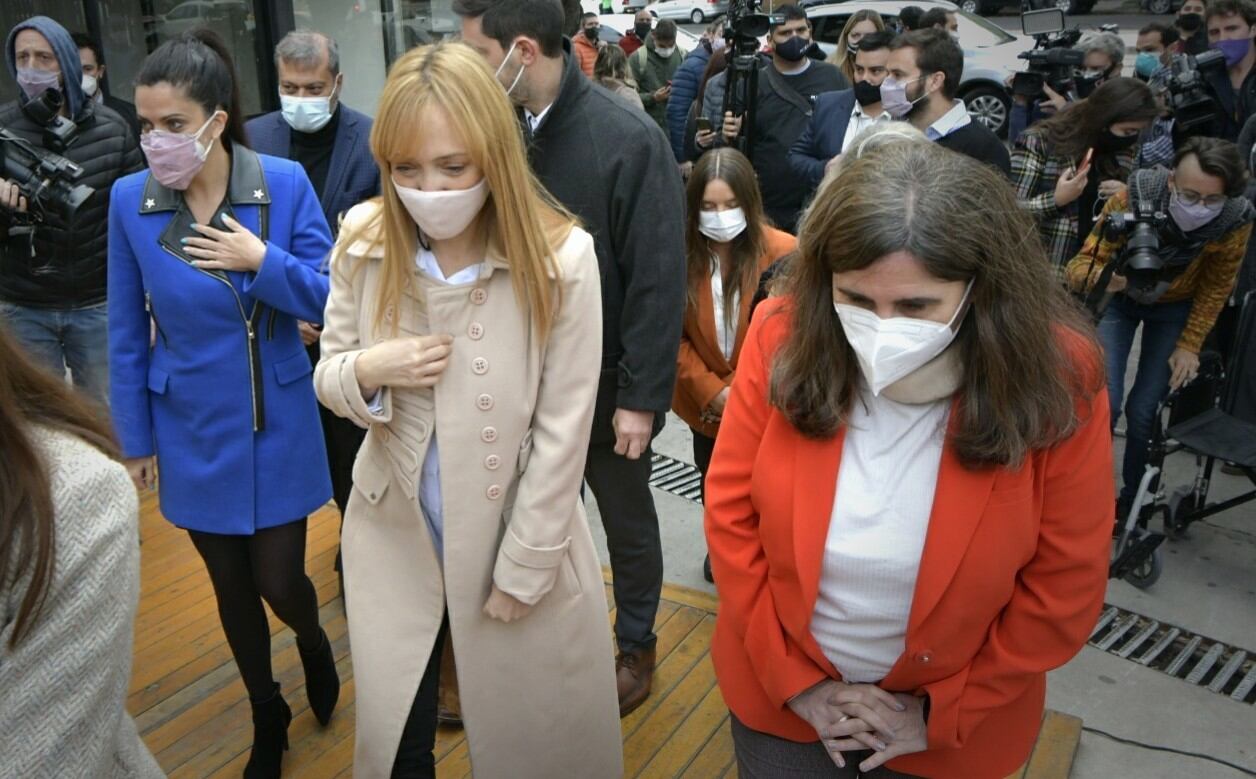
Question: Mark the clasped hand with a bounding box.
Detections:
[787,680,928,772]
[183,214,267,272]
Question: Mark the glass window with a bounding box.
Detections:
[295,0,459,117]
[0,0,88,104]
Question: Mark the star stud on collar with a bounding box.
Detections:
[145,198,155,209]
[253,189,264,200]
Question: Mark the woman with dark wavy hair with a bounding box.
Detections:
[705,140,1114,778]
[0,326,162,777]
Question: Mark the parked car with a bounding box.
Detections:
[951,0,1096,17]
[596,13,702,49]
[805,0,1029,137]
[650,0,729,24]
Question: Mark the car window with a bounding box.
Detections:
[955,10,1015,47]
[600,26,623,44]
[813,15,850,45]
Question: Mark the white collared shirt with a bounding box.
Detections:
[841,101,891,153]
[925,99,971,141]
[809,386,950,683]
[525,103,554,133]
[368,247,487,561]
[709,254,739,361]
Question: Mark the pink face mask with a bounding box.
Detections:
[140,112,220,191]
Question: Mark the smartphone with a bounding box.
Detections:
[1080,148,1094,170]
[696,116,713,133]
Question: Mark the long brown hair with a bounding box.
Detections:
[685,148,767,333]
[335,42,576,340]
[770,141,1101,468]
[0,329,120,648]
[1033,77,1159,178]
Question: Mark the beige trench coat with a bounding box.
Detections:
[313,202,623,778]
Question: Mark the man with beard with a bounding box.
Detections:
[885,29,1010,176]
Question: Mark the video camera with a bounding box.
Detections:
[1162,50,1227,137]
[0,128,94,222]
[1012,9,1083,102]
[22,89,79,151]
[721,0,778,161]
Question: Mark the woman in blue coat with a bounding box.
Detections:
[107,31,338,779]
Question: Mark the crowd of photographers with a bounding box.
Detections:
[3,0,1256,775]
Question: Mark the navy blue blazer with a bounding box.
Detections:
[788,89,858,192]
[245,105,380,236]
[107,149,334,533]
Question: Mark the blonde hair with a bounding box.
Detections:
[828,10,886,82]
[336,42,575,340]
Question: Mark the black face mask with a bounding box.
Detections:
[1075,72,1103,98]
[1096,129,1140,152]
[775,35,811,63]
[1178,12,1204,33]
[854,80,882,106]
[584,26,599,41]
[634,22,651,38]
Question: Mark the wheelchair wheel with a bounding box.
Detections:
[1123,528,1164,589]
[1165,488,1197,540]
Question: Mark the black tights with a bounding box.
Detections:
[189,519,322,702]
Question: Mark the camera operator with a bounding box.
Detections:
[885,29,1011,175]
[1009,32,1124,144]
[1013,78,1159,273]
[1204,0,1256,141]
[1065,138,1253,519]
[721,4,847,232]
[0,16,142,405]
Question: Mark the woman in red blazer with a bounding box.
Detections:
[673,148,796,581]
[705,141,1114,778]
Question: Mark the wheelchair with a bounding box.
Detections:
[1111,292,1256,589]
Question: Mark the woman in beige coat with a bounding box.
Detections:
[313,43,622,778]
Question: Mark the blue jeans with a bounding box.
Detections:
[0,300,109,405]
[1098,294,1193,502]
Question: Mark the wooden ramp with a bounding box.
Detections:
[130,494,1081,778]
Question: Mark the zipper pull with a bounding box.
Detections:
[145,292,152,313]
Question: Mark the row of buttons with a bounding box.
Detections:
[471,287,500,501]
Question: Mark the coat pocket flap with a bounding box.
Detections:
[274,350,314,386]
[147,367,170,395]
[499,525,572,569]
[351,449,391,506]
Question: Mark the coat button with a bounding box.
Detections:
[481,426,498,443]
[468,322,484,340]
[915,651,934,665]
[472,357,489,375]
[485,454,501,470]
[476,393,494,411]
[486,484,503,500]
[470,288,488,305]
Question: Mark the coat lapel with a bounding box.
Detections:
[322,110,357,220]
[903,399,997,632]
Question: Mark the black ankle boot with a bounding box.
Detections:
[244,683,291,779]
[299,628,340,726]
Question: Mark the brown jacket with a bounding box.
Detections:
[673,226,796,438]
[313,202,622,778]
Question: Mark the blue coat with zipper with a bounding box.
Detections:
[245,105,379,236]
[108,148,334,534]
[666,43,711,162]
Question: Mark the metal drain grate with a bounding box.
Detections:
[649,453,1256,706]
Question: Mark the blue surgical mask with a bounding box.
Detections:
[1135,51,1162,79]
[280,81,339,133]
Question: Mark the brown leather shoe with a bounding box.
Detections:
[615,647,656,717]
[437,640,462,727]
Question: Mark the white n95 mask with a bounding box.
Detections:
[834,281,972,396]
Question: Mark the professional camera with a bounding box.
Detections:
[0,128,94,222]
[1104,199,1170,288]
[1162,50,1227,137]
[21,88,79,151]
[721,0,777,161]
[1012,9,1084,102]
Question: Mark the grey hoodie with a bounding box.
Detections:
[5,15,86,121]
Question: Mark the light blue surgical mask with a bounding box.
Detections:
[1135,51,1162,80]
[280,81,339,133]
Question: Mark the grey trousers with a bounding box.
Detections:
[730,714,920,779]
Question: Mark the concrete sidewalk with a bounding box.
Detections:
[585,411,1256,778]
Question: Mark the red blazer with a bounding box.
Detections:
[704,298,1113,779]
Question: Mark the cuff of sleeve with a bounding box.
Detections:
[492,526,572,606]
[242,242,285,299]
[340,352,393,427]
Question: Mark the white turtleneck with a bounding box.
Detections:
[808,386,950,683]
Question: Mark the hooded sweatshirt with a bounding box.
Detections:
[0,15,143,309]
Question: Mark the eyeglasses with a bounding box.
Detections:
[1176,189,1227,207]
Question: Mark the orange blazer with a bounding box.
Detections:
[704,297,1114,779]
[673,227,797,438]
